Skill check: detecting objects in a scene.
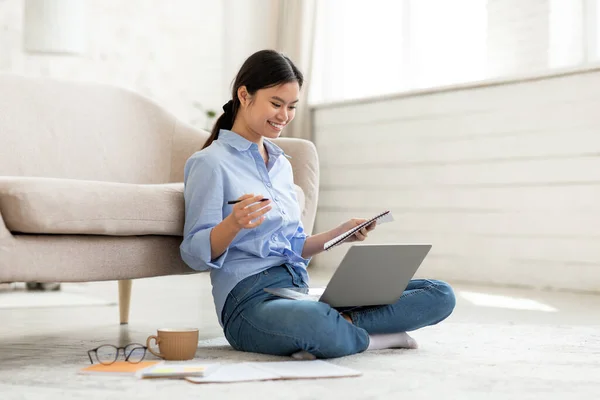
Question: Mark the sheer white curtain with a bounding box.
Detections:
[310,0,488,104]
[273,0,317,140]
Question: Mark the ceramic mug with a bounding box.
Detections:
[146,328,199,361]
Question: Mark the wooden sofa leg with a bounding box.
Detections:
[118,280,132,325]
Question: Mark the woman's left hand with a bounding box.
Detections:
[338,218,377,243]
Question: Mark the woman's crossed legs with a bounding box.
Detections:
[224,277,456,359]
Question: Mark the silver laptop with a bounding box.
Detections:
[264,243,432,308]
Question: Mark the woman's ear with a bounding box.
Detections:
[237,86,249,107]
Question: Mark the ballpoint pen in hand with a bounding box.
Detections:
[227,198,269,205]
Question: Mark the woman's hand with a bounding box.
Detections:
[302,217,378,258]
[225,194,272,231]
[338,218,377,243]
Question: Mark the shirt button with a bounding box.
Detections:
[266,182,272,188]
[271,234,277,241]
[282,210,286,215]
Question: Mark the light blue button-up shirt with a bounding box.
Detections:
[180,129,311,326]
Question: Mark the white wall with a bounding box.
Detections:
[0,0,280,128]
[311,67,600,293]
[0,0,238,130]
[222,0,278,95]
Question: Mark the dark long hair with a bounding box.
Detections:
[202,49,303,149]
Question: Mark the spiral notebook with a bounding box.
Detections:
[324,210,394,251]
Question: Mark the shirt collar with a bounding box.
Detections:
[219,129,291,159]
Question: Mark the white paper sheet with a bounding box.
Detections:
[187,363,275,383]
[251,360,362,379]
[186,360,361,384]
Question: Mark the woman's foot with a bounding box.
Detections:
[291,350,317,360]
[292,332,418,359]
[367,332,418,351]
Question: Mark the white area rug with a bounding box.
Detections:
[4,323,598,400]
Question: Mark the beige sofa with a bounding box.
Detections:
[0,74,319,324]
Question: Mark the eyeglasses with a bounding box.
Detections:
[87,343,148,365]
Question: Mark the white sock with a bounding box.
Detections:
[367,332,418,351]
[291,350,317,360]
[290,333,417,358]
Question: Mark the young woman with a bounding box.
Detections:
[180,50,455,359]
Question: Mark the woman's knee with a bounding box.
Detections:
[286,303,368,358]
[309,321,368,358]
[231,301,354,355]
[429,280,456,320]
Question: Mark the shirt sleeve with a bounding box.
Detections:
[179,155,228,271]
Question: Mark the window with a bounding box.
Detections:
[589,0,600,61]
[310,0,600,105]
[310,0,487,104]
[405,0,487,89]
[549,0,585,68]
[309,0,406,104]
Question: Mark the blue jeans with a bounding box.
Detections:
[221,264,456,359]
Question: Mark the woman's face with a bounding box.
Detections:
[238,81,300,140]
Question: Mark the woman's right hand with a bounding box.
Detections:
[225,194,272,231]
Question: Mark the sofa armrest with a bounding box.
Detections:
[271,137,320,235]
[0,208,10,239]
[169,120,210,183]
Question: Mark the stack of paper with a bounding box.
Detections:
[136,361,218,379]
[79,360,362,383]
[186,360,361,384]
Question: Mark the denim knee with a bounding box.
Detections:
[294,303,368,358]
[430,280,456,321]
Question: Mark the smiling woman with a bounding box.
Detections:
[201,50,304,152]
[262,94,299,133]
[231,83,300,152]
[180,49,455,360]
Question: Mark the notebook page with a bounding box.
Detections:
[324,211,394,250]
[250,360,362,379]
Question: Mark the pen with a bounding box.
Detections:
[227,198,269,205]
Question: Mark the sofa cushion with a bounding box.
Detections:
[0,177,306,236]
